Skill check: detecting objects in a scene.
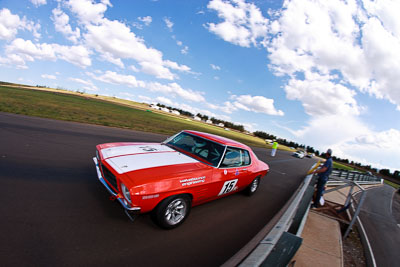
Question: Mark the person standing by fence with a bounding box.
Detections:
[311,148,333,208]
[271,141,278,157]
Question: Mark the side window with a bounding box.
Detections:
[220,147,251,168]
[242,150,251,165]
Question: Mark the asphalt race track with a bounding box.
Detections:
[0,112,318,266]
[358,185,400,266]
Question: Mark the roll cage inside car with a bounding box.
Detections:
[163,131,251,168]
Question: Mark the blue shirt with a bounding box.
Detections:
[319,157,333,181]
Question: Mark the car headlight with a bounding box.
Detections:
[121,183,131,203]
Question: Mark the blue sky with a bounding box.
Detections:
[0,0,399,172]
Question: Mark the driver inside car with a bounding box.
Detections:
[192,138,209,158]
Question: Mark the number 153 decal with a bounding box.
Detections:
[218,179,238,196]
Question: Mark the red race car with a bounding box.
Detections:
[93,130,269,229]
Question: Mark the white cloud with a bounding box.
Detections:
[69,77,91,86]
[52,7,81,43]
[139,61,176,80]
[206,0,269,47]
[134,16,152,29]
[284,72,361,117]
[69,77,98,91]
[231,95,284,116]
[355,129,400,150]
[0,54,28,69]
[0,9,23,40]
[281,113,400,172]
[83,18,191,79]
[163,60,191,72]
[53,44,92,67]
[340,128,400,172]
[267,0,400,112]
[119,92,135,100]
[138,95,152,102]
[129,65,139,72]
[30,0,47,7]
[291,115,368,149]
[164,17,174,31]
[15,2,194,82]
[6,38,56,62]
[0,8,40,40]
[138,16,152,26]
[181,46,189,55]
[88,71,205,102]
[206,101,237,114]
[147,82,205,102]
[41,74,56,79]
[67,0,111,25]
[175,40,189,55]
[253,0,400,171]
[206,95,283,116]
[156,96,173,106]
[89,70,145,88]
[3,38,91,68]
[210,64,221,70]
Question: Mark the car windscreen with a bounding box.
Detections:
[164,132,225,167]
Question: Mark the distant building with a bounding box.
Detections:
[193,116,201,121]
[161,108,170,113]
[217,123,224,127]
[150,104,160,110]
[206,119,212,124]
[171,110,180,115]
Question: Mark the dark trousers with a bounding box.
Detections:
[314,176,328,207]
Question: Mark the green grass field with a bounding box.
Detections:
[332,161,356,171]
[384,180,400,189]
[0,84,274,148]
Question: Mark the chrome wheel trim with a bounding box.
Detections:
[164,198,187,225]
[250,178,259,193]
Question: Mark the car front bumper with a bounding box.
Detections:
[93,157,141,219]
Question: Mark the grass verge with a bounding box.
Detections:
[333,161,356,171]
[0,84,272,148]
[384,180,400,189]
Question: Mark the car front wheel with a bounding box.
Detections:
[153,195,191,229]
[244,176,260,196]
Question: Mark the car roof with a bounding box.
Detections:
[183,130,250,150]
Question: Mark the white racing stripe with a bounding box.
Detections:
[102,144,173,159]
[106,151,198,174]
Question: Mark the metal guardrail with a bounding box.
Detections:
[237,164,318,266]
[327,169,383,185]
[324,172,379,266]
[324,176,367,239]
[232,167,382,266]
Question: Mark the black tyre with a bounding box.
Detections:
[244,177,260,196]
[153,195,191,229]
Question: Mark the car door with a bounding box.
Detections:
[213,147,251,197]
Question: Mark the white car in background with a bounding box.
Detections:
[293,150,305,159]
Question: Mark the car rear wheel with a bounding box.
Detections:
[244,177,260,196]
[153,195,191,229]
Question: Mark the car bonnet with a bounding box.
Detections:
[101,144,199,175]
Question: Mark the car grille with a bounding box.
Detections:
[100,164,118,193]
